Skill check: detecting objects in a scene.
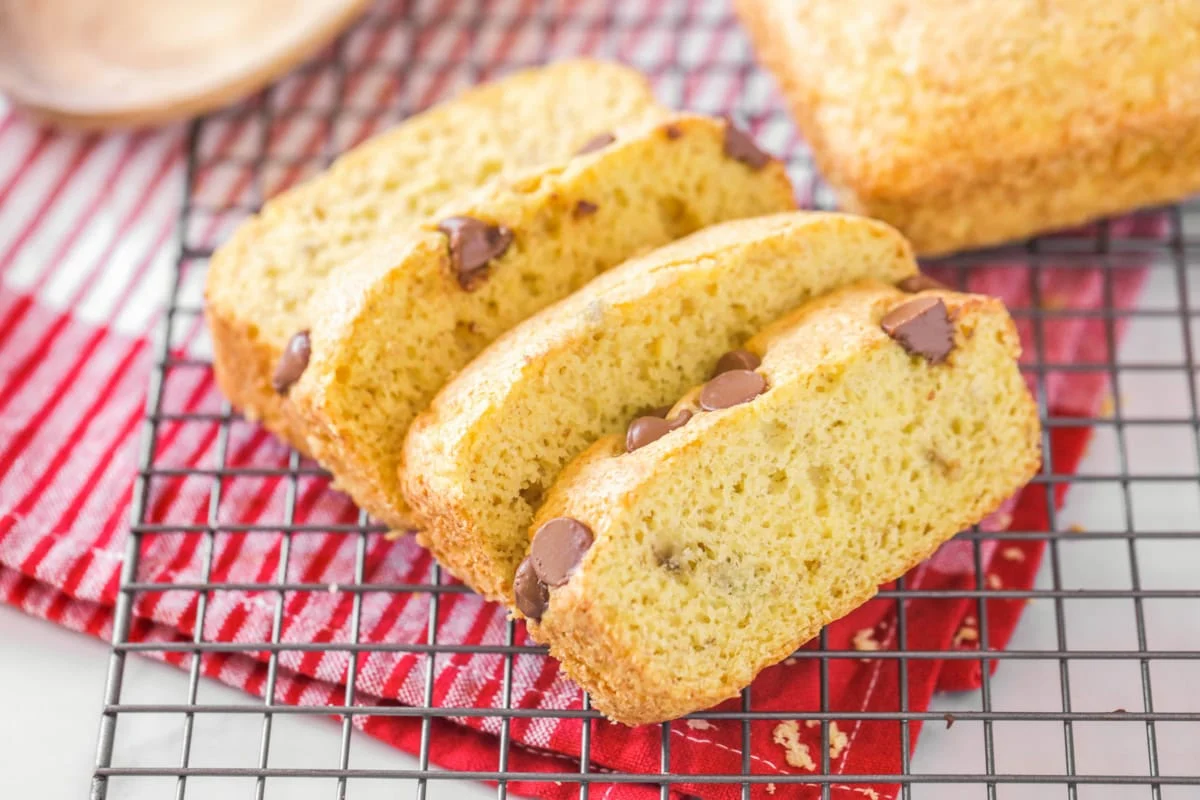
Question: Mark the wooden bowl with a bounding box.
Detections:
[0,0,371,130]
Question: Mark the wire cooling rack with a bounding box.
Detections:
[90,1,1200,798]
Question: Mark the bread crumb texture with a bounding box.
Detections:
[292,114,795,528]
[734,0,1200,254]
[403,211,914,599]
[205,60,665,450]
[526,280,1041,723]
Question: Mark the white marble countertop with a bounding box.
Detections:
[2,269,1197,799]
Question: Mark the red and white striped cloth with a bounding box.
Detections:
[0,2,1167,798]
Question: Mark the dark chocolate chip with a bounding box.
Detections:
[530,517,594,587]
[722,120,771,169]
[272,330,311,395]
[880,296,955,364]
[572,199,599,219]
[576,132,616,156]
[699,369,767,411]
[664,124,683,140]
[712,349,761,377]
[513,557,549,621]
[898,273,950,294]
[437,216,513,290]
[625,409,693,452]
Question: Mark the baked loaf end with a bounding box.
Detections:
[288,114,796,528]
[204,60,664,451]
[403,211,916,602]
[519,280,1041,724]
[735,0,1200,254]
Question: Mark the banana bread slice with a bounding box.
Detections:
[516,279,1040,723]
[287,114,796,527]
[205,60,665,450]
[403,212,916,601]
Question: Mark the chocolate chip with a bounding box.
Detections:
[513,557,548,621]
[576,132,616,156]
[572,199,599,219]
[530,517,594,587]
[626,409,693,452]
[722,120,771,169]
[272,330,311,395]
[437,216,513,290]
[712,349,761,377]
[699,369,767,411]
[943,713,956,729]
[898,274,949,294]
[880,296,955,364]
[664,124,683,140]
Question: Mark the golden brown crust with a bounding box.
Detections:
[205,291,312,453]
[522,283,1041,724]
[735,0,1200,254]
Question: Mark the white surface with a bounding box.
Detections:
[1,270,1198,799]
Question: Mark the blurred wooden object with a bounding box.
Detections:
[0,0,371,130]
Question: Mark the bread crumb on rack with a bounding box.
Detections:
[828,721,849,760]
[953,625,980,648]
[852,626,881,654]
[772,721,816,770]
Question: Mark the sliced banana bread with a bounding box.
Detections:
[403,212,917,601]
[205,60,665,450]
[516,280,1041,724]
[287,114,796,527]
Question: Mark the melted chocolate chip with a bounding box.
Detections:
[576,132,616,155]
[722,120,771,169]
[572,199,599,219]
[880,296,955,364]
[898,274,949,294]
[699,369,767,410]
[513,558,549,621]
[272,330,311,395]
[530,517,594,587]
[437,216,513,290]
[625,409,693,452]
[664,124,683,140]
[712,349,761,377]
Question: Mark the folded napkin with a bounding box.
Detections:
[0,94,1161,800]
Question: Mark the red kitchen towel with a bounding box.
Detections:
[0,5,1168,798]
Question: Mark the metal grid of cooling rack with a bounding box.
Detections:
[90,1,1200,799]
